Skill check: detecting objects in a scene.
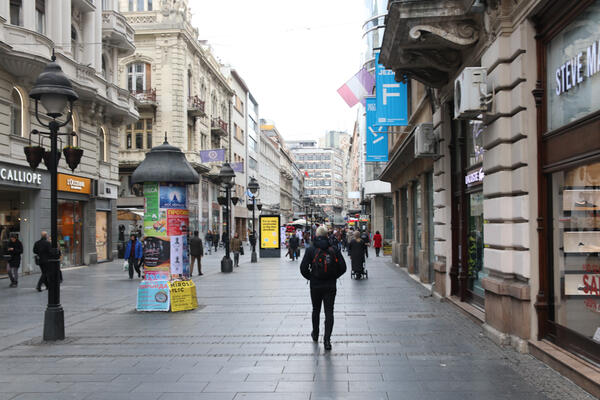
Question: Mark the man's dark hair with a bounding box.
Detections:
[194,230,199,236]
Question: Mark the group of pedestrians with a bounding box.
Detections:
[2,231,55,291]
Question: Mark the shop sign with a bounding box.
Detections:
[0,167,42,185]
[554,40,600,97]
[465,168,484,186]
[58,173,91,194]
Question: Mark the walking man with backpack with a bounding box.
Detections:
[300,226,347,351]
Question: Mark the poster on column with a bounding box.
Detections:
[170,235,184,275]
[144,210,167,237]
[160,184,187,209]
[143,182,159,220]
[167,209,189,236]
[137,280,170,311]
[143,236,170,280]
[182,235,189,276]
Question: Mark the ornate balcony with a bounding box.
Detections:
[131,88,158,109]
[380,0,485,88]
[102,10,135,56]
[211,117,228,136]
[188,96,206,117]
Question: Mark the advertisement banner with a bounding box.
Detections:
[143,182,159,221]
[366,97,388,162]
[143,210,167,237]
[231,162,244,173]
[199,149,226,163]
[143,236,170,268]
[136,280,170,311]
[182,235,189,277]
[169,280,198,312]
[159,184,187,209]
[167,209,189,236]
[260,216,280,249]
[170,235,184,275]
[375,52,408,126]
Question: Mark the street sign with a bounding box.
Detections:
[375,52,408,126]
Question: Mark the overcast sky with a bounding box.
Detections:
[189,1,365,141]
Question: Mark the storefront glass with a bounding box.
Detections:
[96,211,108,262]
[58,200,83,267]
[0,191,20,274]
[468,192,485,300]
[413,180,422,273]
[551,161,600,345]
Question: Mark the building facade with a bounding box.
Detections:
[0,0,137,272]
[379,0,600,393]
[116,0,233,240]
[258,129,280,215]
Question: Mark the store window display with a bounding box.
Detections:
[58,200,83,267]
[551,161,600,343]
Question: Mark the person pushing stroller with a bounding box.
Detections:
[348,231,366,279]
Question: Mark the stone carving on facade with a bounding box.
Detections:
[408,21,479,47]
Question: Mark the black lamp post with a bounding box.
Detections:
[247,177,260,263]
[219,163,235,273]
[28,53,79,341]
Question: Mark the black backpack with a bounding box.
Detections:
[311,247,338,280]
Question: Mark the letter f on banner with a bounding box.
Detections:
[382,84,401,105]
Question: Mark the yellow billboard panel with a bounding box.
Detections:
[260,216,280,249]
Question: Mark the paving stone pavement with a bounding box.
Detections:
[0,246,595,400]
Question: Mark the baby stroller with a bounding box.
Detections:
[351,262,368,279]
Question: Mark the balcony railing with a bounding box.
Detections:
[130,89,157,107]
[211,117,228,135]
[188,95,206,117]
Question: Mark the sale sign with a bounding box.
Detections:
[167,209,189,236]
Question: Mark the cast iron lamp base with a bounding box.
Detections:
[43,305,64,341]
[221,257,233,273]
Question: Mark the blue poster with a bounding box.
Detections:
[136,280,170,311]
[159,184,187,209]
[375,52,408,126]
[365,97,388,162]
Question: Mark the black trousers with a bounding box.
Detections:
[37,265,48,290]
[375,247,381,256]
[128,257,141,278]
[310,287,337,340]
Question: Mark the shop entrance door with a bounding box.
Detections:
[0,191,21,275]
[96,211,109,262]
[58,200,83,267]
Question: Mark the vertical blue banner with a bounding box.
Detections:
[365,97,388,162]
[375,52,408,126]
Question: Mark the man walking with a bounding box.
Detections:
[6,233,23,287]
[289,233,300,261]
[213,231,219,252]
[205,230,212,255]
[190,231,203,276]
[230,232,242,267]
[360,230,370,258]
[33,231,51,292]
[300,226,346,351]
[124,234,143,279]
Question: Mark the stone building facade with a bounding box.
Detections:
[0,0,137,271]
[116,0,234,239]
[379,0,600,394]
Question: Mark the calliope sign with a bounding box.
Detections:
[555,40,600,96]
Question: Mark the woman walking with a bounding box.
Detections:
[6,234,23,287]
[373,231,383,257]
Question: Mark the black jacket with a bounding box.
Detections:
[300,236,346,289]
[189,236,203,257]
[289,236,300,248]
[6,239,23,268]
[33,238,52,266]
[348,238,366,270]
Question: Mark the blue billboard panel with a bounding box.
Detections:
[365,97,388,162]
[375,52,408,126]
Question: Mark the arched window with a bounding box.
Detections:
[99,127,108,163]
[71,25,78,61]
[10,87,22,137]
[127,62,149,94]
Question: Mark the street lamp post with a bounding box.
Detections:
[247,177,260,263]
[28,53,79,341]
[219,163,236,273]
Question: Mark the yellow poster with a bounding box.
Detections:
[169,280,198,312]
[260,216,279,249]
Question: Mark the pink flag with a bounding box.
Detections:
[337,68,375,107]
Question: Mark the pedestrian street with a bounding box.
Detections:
[0,251,594,400]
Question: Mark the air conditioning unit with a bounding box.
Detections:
[414,123,438,157]
[454,67,487,119]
